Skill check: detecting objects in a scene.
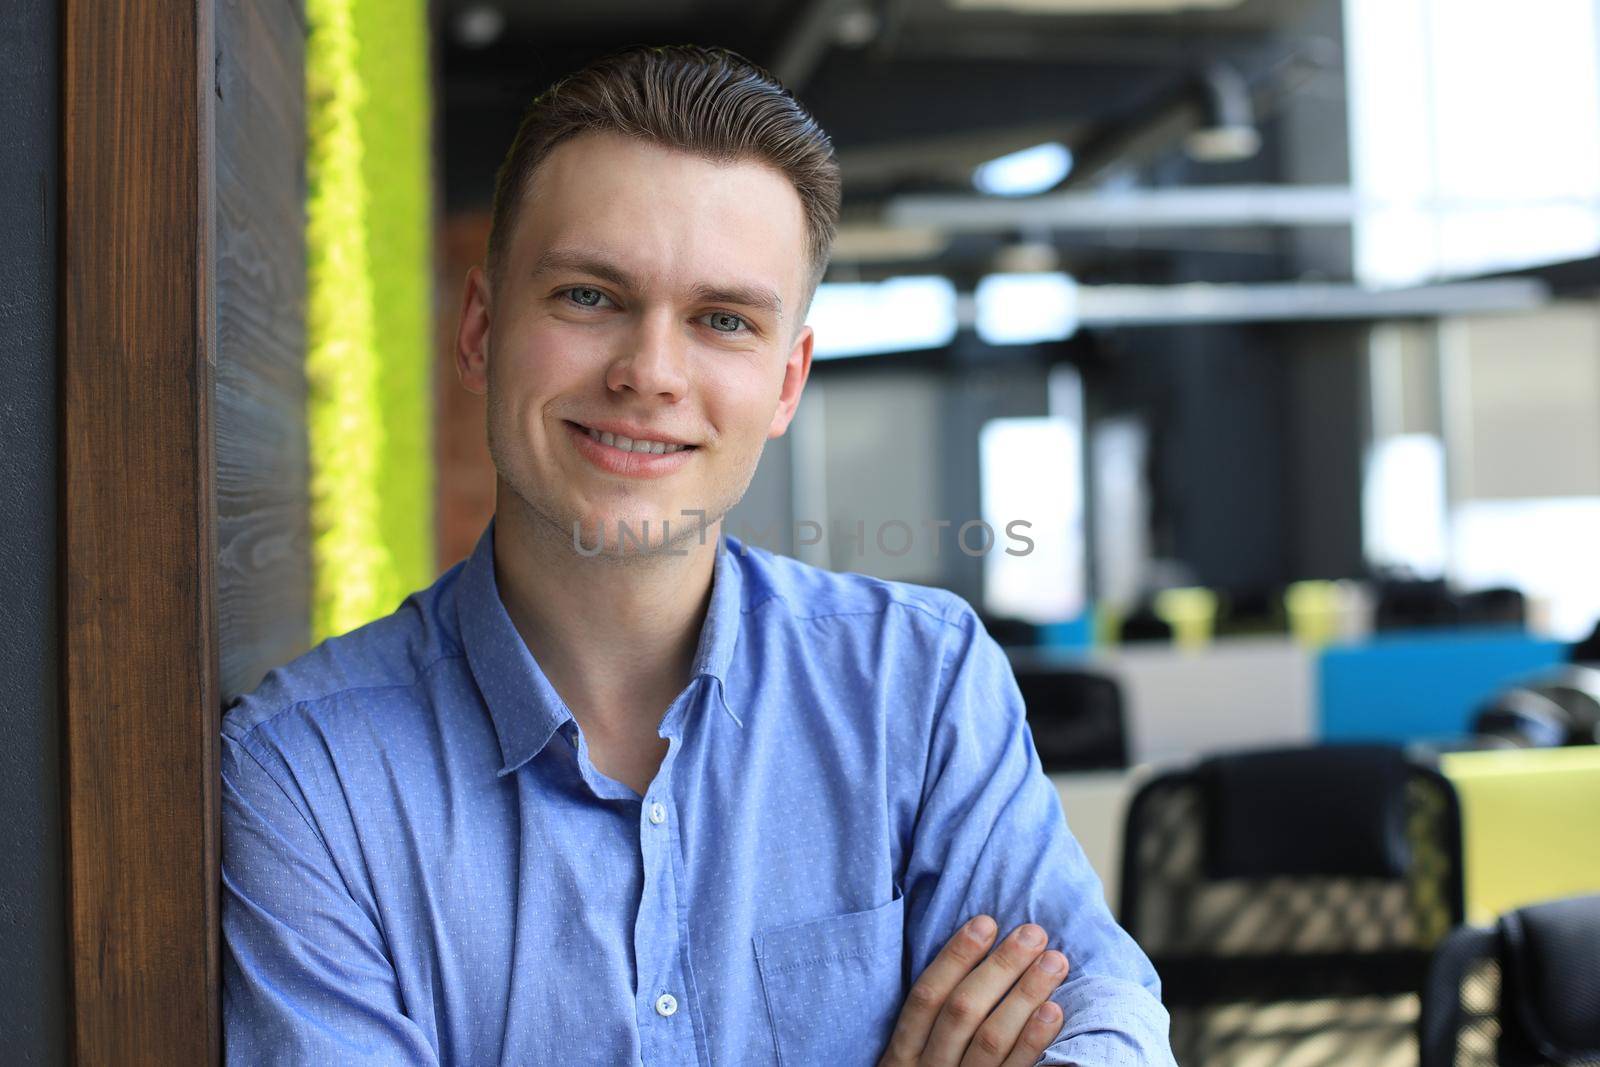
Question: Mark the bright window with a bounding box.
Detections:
[979,415,1086,623]
[1346,0,1600,285]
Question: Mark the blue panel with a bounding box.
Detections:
[1319,630,1568,743]
[1041,609,1096,650]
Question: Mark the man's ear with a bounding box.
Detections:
[766,322,814,439]
[455,265,492,396]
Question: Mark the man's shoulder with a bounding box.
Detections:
[222,563,467,745]
[727,535,978,635]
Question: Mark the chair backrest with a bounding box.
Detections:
[1013,664,1128,772]
[1120,744,1465,1066]
[1473,689,1572,749]
[1420,893,1600,1067]
[1474,665,1600,748]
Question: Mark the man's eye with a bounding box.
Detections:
[563,287,608,308]
[705,311,748,334]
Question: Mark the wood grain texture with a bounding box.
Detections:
[215,0,311,701]
[62,0,220,1062]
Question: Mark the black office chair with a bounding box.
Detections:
[1570,619,1600,665]
[1473,693,1571,749]
[1212,588,1289,638]
[1120,744,1465,1066]
[1420,893,1600,1067]
[1119,604,1175,644]
[1458,587,1528,628]
[1474,666,1600,748]
[980,613,1040,649]
[1010,661,1129,772]
[1375,578,1463,631]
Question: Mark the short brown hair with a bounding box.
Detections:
[488,44,841,317]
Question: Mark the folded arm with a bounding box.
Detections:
[899,611,1174,1067]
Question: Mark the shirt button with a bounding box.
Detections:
[655,992,678,1017]
[649,802,667,825]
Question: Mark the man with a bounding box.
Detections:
[222,44,1173,1066]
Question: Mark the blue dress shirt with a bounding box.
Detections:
[222,517,1173,1065]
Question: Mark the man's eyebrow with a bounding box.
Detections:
[689,281,783,320]
[531,248,638,291]
[532,248,783,320]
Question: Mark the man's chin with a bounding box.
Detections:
[565,508,715,559]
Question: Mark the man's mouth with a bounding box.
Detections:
[565,421,698,455]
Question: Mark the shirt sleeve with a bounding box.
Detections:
[900,609,1175,1067]
[221,728,441,1066]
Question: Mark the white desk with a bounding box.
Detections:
[1087,637,1315,763]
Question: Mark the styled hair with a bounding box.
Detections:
[487,44,841,318]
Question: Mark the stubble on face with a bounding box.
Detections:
[483,339,769,569]
[480,133,811,569]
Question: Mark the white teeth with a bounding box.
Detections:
[582,425,688,454]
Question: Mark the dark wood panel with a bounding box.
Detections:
[215,0,310,701]
[61,0,220,1062]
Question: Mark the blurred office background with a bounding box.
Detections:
[417,2,1600,1061]
[419,0,1600,757]
[429,0,1600,648]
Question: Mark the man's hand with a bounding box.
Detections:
[877,915,1069,1067]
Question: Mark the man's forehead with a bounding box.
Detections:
[513,133,808,299]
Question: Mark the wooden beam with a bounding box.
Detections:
[61,0,220,1061]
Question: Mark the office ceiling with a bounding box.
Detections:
[435,0,1342,278]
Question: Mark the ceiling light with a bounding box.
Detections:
[830,225,949,263]
[833,7,880,47]
[975,272,1080,345]
[973,142,1074,197]
[1185,64,1261,163]
[808,276,959,359]
[992,240,1060,274]
[453,5,505,48]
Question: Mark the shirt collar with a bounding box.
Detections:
[457,515,745,777]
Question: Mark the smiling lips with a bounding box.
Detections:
[577,423,692,454]
[564,420,698,478]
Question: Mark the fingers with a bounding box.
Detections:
[920,922,1052,1067]
[996,1000,1066,1067]
[959,950,1069,1067]
[878,914,999,1066]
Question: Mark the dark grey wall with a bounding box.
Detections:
[1284,323,1370,579]
[1093,321,1294,593]
[0,0,67,1063]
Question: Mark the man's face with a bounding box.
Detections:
[457,131,814,557]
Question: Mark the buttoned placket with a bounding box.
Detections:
[629,679,713,1067]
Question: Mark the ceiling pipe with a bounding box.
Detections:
[945,278,1550,332]
[772,0,870,94]
[885,183,1357,231]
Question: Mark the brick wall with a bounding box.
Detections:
[434,210,497,574]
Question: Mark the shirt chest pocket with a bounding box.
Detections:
[753,893,906,1067]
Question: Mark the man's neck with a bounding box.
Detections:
[490,494,719,741]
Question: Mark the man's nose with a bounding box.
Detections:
[605,308,689,401]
